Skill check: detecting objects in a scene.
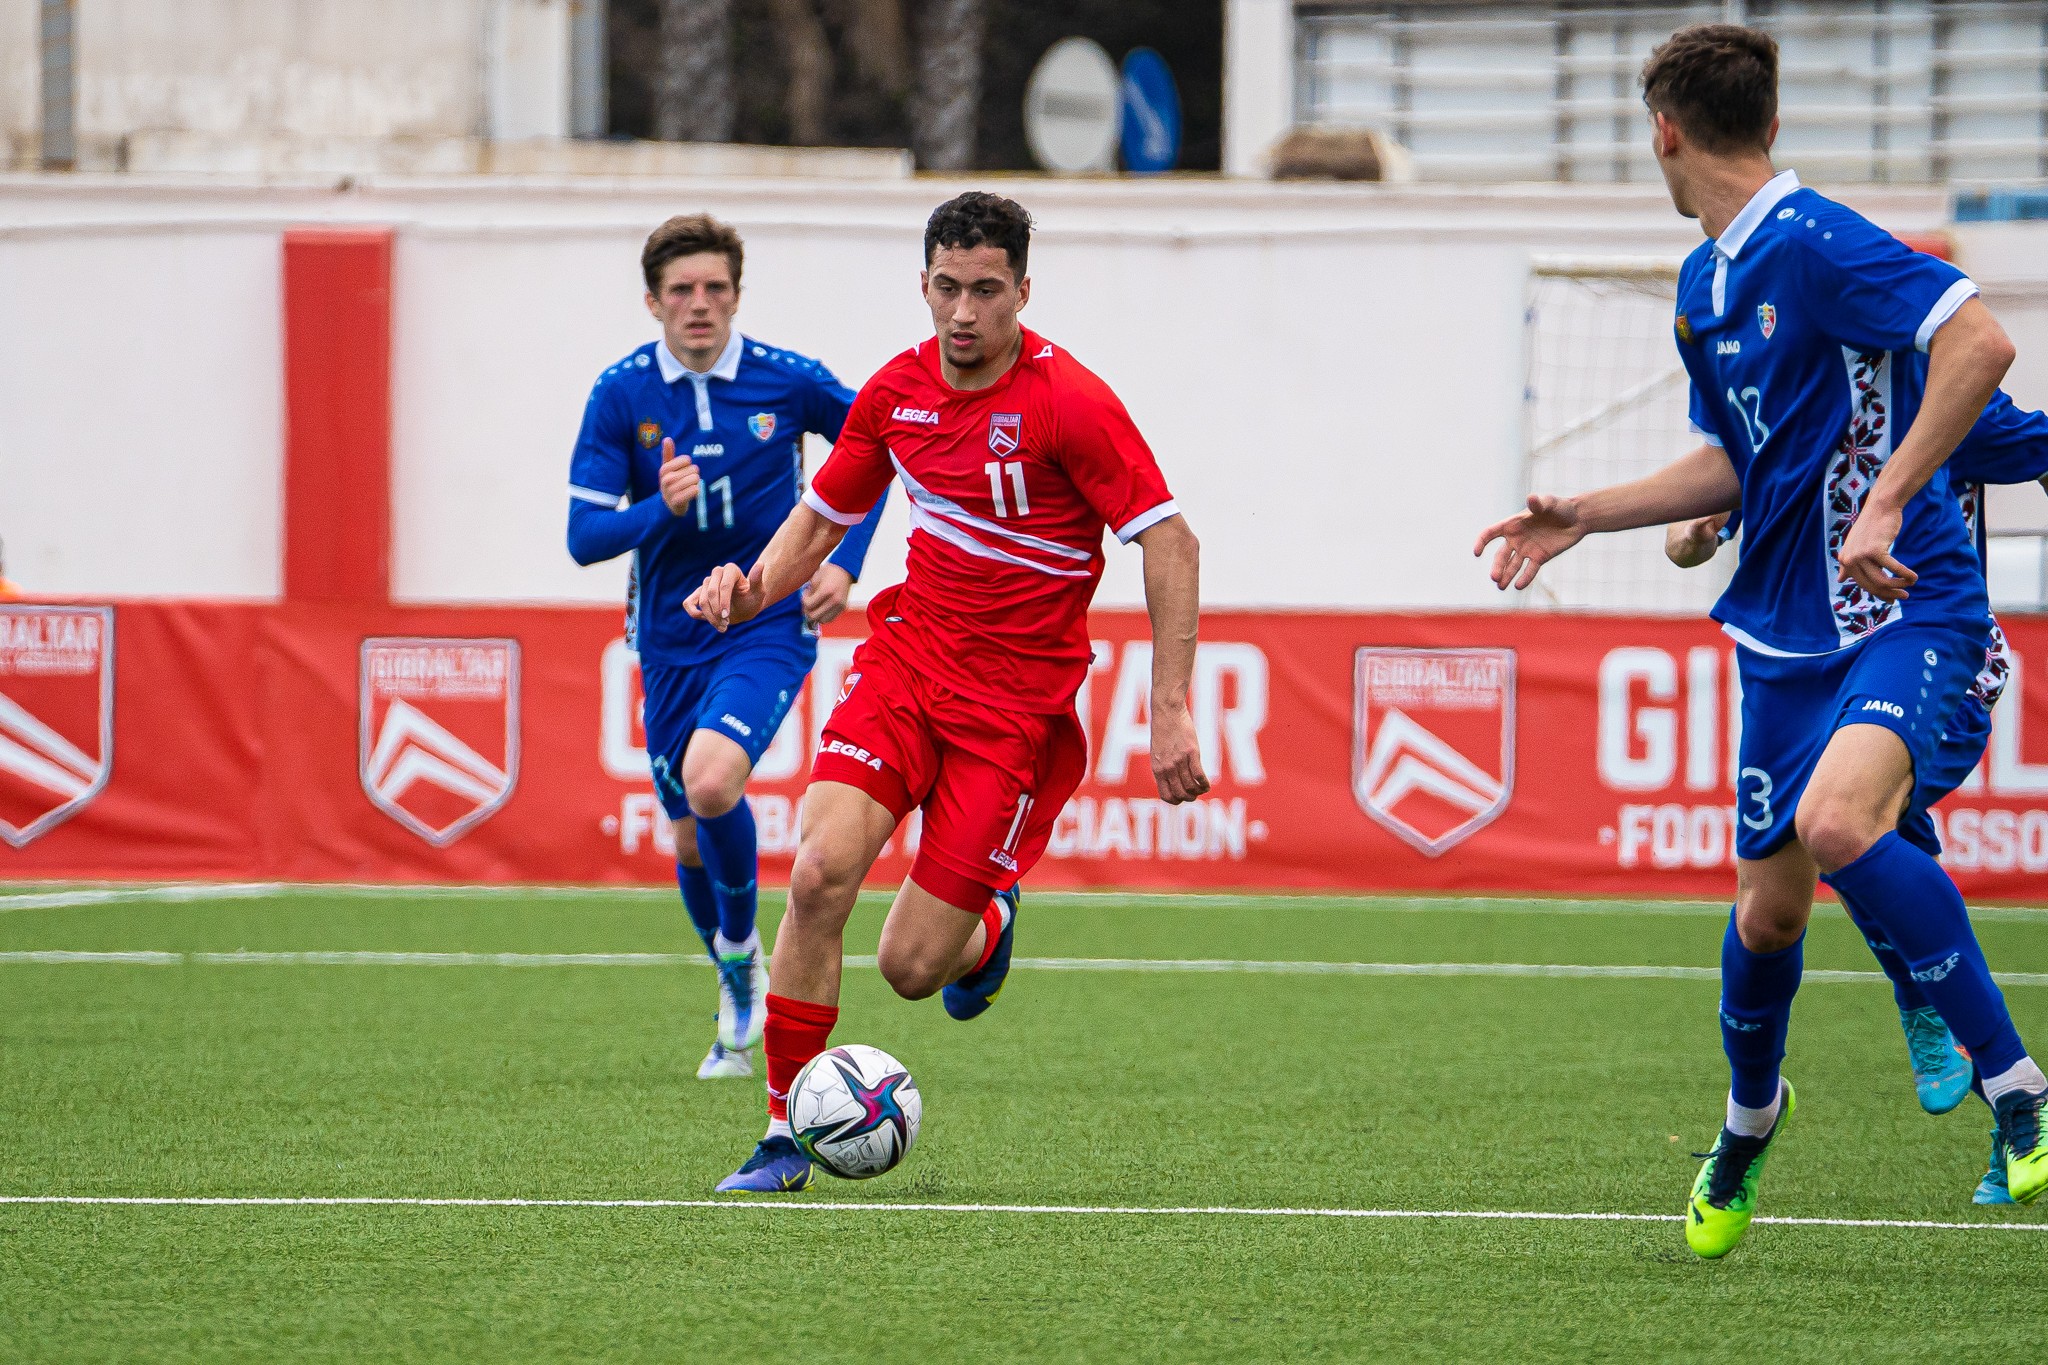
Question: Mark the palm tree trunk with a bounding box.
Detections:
[768,0,835,146]
[655,0,735,143]
[912,0,984,170]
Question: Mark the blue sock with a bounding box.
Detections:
[1835,886,1930,1013]
[1824,831,2026,1078]
[1720,908,1803,1111]
[694,800,759,946]
[675,862,719,956]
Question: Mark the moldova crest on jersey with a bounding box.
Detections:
[1675,313,1696,345]
[748,412,777,441]
[989,412,1022,456]
[1758,303,1777,339]
[359,637,520,847]
[1351,646,1516,857]
[636,420,661,449]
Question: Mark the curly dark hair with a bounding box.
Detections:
[923,192,1033,280]
[1640,24,1778,155]
[642,213,744,295]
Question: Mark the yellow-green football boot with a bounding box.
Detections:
[1686,1080,1794,1259]
[1992,1086,2048,1204]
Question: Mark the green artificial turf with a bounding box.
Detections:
[1,886,2044,1362]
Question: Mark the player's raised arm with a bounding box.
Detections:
[685,502,848,632]
[1136,514,1209,805]
[1475,442,1741,590]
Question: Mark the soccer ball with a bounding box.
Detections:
[788,1043,921,1180]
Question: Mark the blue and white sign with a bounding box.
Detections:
[1119,48,1181,175]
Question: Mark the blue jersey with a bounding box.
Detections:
[567,333,888,666]
[1677,170,1990,656]
[1951,391,2048,560]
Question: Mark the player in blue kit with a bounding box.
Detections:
[1669,393,2048,1203]
[1475,24,2048,1255]
[566,214,889,1079]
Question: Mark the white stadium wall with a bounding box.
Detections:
[11,172,2041,610]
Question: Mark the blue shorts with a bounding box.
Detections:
[641,625,815,821]
[1898,694,1993,856]
[1732,621,1990,862]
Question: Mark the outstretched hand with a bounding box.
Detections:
[684,562,768,632]
[1473,493,1585,591]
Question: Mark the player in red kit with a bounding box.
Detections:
[687,192,1208,1192]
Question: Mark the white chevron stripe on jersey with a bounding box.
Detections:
[889,454,1094,562]
[365,700,509,806]
[0,690,101,799]
[903,502,1092,578]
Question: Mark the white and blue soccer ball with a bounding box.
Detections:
[789,1043,921,1180]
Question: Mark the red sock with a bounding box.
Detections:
[764,992,838,1122]
[971,899,1006,974]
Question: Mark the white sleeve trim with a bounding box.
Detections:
[1114,500,1181,544]
[1689,423,1724,449]
[803,487,864,527]
[569,484,624,507]
[1916,278,1980,352]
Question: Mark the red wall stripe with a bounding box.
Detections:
[282,228,393,603]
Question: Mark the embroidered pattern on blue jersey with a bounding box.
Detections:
[1822,349,1901,643]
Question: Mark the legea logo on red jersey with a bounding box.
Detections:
[989,412,1022,456]
[0,606,114,847]
[360,637,520,846]
[1352,647,1516,856]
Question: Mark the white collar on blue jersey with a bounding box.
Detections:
[1715,169,1801,259]
[655,328,745,385]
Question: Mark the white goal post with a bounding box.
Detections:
[1520,254,1734,614]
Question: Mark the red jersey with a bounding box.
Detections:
[805,328,1176,714]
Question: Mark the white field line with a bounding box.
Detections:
[3,948,2047,986]
[4,881,2046,920]
[0,1194,2040,1234]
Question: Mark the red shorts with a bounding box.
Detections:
[810,631,1087,909]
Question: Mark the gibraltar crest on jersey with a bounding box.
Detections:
[1352,647,1516,857]
[989,412,1022,456]
[1758,303,1777,339]
[748,412,776,442]
[0,605,114,848]
[360,637,520,846]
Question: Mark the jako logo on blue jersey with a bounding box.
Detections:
[748,412,776,441]
[892,406,940,425]
[720,713,753,737]
[1861,699,1905,719]
[1717,339,1741,355]
[692,443,724,457]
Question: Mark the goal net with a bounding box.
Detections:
[1520,256,1733,613]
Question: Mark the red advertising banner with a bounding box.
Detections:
[5,600,2048,899]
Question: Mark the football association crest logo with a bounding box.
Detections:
[360,637,520,846]
[1675,313,1696,345]
[1758,303,1776,339]
[1352,647,1516,857]
[748,412,776,441]
[636,420,660,449]
[989,412,1022,456]
[0,605,114,848]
